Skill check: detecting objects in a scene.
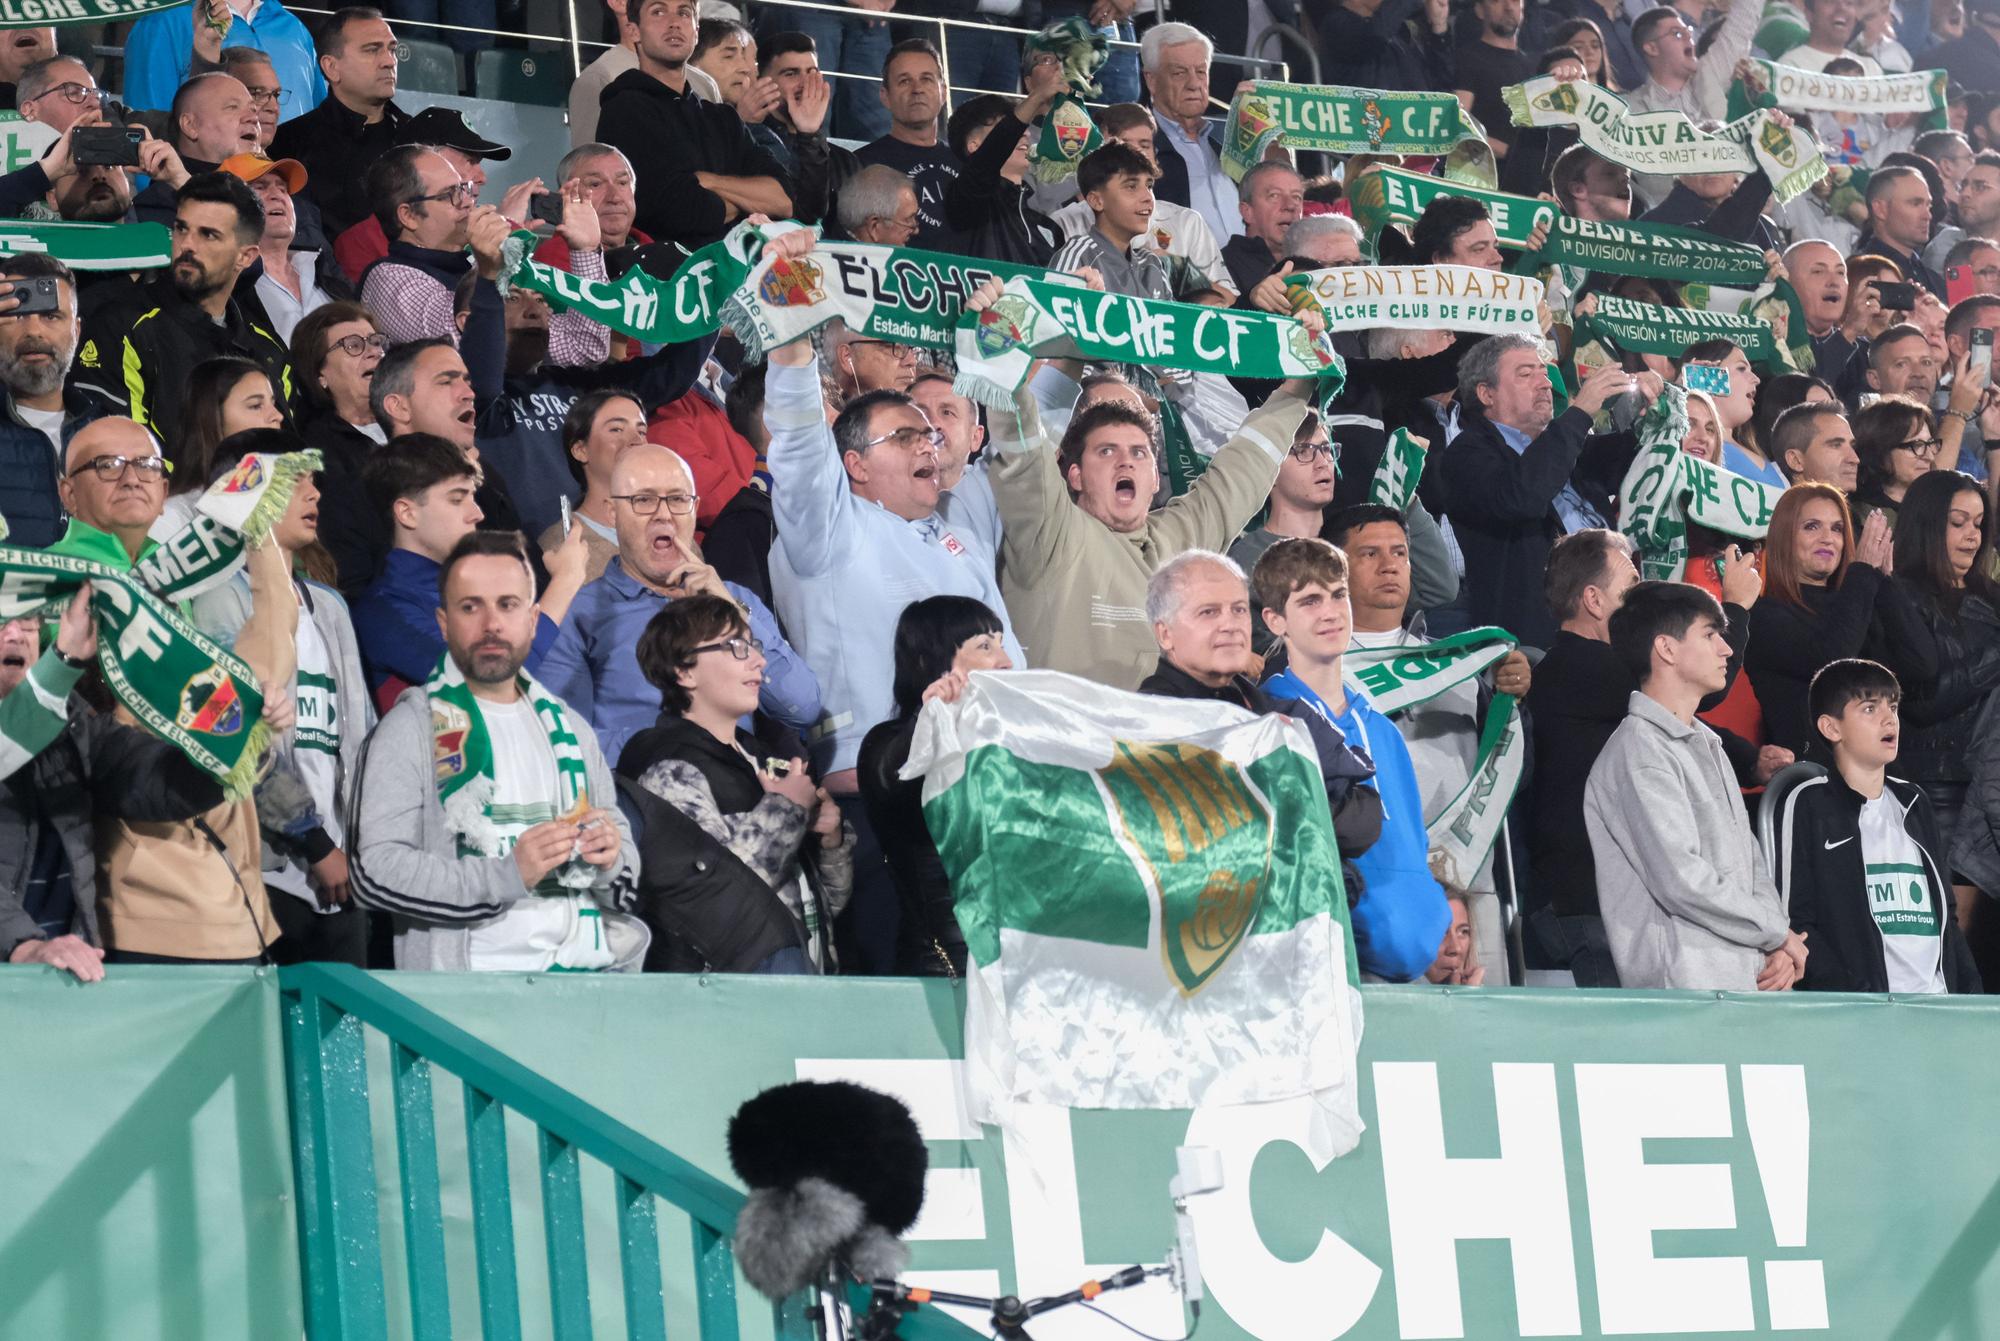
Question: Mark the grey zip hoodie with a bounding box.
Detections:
[1584,691,1790,990]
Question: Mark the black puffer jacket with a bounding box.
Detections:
[858,713,964,978]
[1896,584,2000,824]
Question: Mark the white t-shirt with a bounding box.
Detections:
[1858,791,1946,994]
[463,697,616,972]
[18,404,62,463]
[267,597,344,907]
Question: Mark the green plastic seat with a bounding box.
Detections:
[394,38,461,96]
[472,48,571,107]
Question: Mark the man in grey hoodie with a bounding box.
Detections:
[1584,582,1809,991]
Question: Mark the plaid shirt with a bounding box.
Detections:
[361,247,612,367]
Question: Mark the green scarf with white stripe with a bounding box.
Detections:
[426,652,598,891]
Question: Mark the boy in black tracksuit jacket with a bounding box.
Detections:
[1781,659,1981,994]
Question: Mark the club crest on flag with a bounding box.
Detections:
[758,255,825,308]
[218,455,264,494]
[973,295,1038,357]
[1287,322,1333,368]
[1098,740,1268,995]
[177,666,244,737]
[433,703,471,780]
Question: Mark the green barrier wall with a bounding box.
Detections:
[8,968,2000,1340]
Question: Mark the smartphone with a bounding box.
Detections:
[559,494,573,538]
[528,190,565,226]
[1949,265,1981,309]
[1974,326,1994,376]
[71,125,144,167]
[1683,363,1732,397]
[2,276,59,317]
[1874,280,1921,311]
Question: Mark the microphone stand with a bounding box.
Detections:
[856,1264,1172,1341]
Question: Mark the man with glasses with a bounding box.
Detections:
[1630,0,1760,121]
[833,164,919,248]
[535,443,818,764]
[15,56,103,135]
[334,106,529,287]
[131,71,263,225]
[125,0,325,127]
[821,319,917,401]
[0,254,116,550]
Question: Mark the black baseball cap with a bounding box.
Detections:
[395,107,512,160]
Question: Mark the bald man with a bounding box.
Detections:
[534,443,819,764]
[1784,238,1868,386]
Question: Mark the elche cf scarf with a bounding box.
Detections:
[0,450,320,796]
[1619,384,1783,580]
[1368,429,1427,511]
[949,274,1346,411]
[0,220,172,269]
[1284,264,1546,338]
[1342,627,1523,889]
[1223,81,1487,180]
[907,667,1363,1147]
[1574,291,1784,364]
[1732,59,1948,126]
[1504,77,1827,203]
[425,652,600,892]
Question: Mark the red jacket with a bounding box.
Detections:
[649,386,754,532]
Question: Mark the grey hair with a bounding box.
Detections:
[1237,159,1301,204]
[558,141,635,184]
[1457,333,1542,413]
[1367,325,1416,360]
[836,164,917,236]
[15,56,86,111]
[1146,549,1245,626]
[1283,213,1362,257]
[1140,22,1211,72]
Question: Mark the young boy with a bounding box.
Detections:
[1254,537,1451,982]
[1047,141,1208,302]
[1785,659,1981,993]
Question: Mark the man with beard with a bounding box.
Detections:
[0,255,117,548]
[350,528,644,972]
[332,106,526,285]
[0,116,188,226]
[223,152,345,346]
[71,172,291,455]
[598,0,791,252]
[1453,0,1532,165]
[533,443,818,764]
[133,72,264,224]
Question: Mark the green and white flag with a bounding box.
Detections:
[1223,80,1487,181]
[1503,77,1827,203]
[0,220,174,270]
[1368,428,1428,511]
[1619,384,1782,579]
[1284,263,1545,337]
[1343,628,1523,886]
[908,668,1362,1139]
[1029,93,1103,185]
[951,275,1345,410]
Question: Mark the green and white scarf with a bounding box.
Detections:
[1368,428,1427,511]
[1284,263,1545,337]
[1021,18,1109,184]
[1344,627,1523,887]
[950,275,1345,410]
[1619,384,1783,580]
[0,450,320,796]
[1573,291,1783,364]
[1222,81,1487,181]
[1503,77,1827,203]
[1732,59,1948,124]
[0,220,173,270]
[1347,166,1555,250]
[506,225,758,347]
[425,652,599,891]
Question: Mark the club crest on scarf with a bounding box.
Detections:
[758,254,826,308]
[1287,322,1334,368]
[1362,99,1387,150]
[973,295,1038,358]
[1231,97,1277,159]
[432,701,471,780]
[1532,81,1580,115]
[1759,116,1799,167]
[1098,740,1268,995]
[178,666,244,736]
[1051,98,1094,159]
[218,455,264,494]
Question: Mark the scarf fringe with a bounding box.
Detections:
[953,370,1019,413]
[231,450,323,548]
[219,719,273,803]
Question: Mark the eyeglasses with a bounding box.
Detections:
[329,332,392,357]
[689,636,764,660]
[1897,436,1945,455]
[413,182,476,208]
[32,82,95,105]
[241,84,294,111]
[863,425,945,452]
[850,338,918,361]
[610,491,698,516]
[1288,440,1337,462]
[69,453,169,481]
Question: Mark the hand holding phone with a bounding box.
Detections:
[1874,279,1920,312]
[559,495,573,538]
[71,125,144,168]
[1973,326,1994,377]
[528,190,565,226]
[1683,363,1732,397]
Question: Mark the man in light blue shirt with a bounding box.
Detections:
[534,444,820,766]
[1140,23,1242,249]
[122,0,326,127]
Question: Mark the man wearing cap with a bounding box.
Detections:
[224,152,350,345]
[124,0,326,126]
[331,106,530,282]
[269,7,408,238]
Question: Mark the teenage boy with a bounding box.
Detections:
[1784,659,1981,993]
[1255,537,1451,983]
[1585,581,1807,991]
[1047,141,1208,302]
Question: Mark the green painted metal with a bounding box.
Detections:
[691,1220,742,1341]
[464,1082,524,1341]
[540,1128,592,1339]
[615,1173,668,1341]
[389,1043,451,1340]
[280,983,389,1341]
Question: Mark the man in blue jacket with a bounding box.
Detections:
[122,0,325,127]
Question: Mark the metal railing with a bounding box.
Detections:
[280,963,982,1341]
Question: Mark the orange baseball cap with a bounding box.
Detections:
[219,153,307,194]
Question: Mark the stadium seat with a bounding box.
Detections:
[395,38,462,96]
[1757,760,1829,892]
[473,49,570,107]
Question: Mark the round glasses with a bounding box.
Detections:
[415,182,476,208]
[610,491,698,516]
[330,332,392,358]
[242,84,294,111]
[33,82,96,105]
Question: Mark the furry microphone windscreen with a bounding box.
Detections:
[727,1080,929,1235]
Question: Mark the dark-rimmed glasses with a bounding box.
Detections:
[1288,440,1337,462]
[1896,436,1944,456]
[330,332,392,358]
[610,491,698,516]
[414,182,476,208]
[690,636,764,660]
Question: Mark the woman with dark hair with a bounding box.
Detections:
[620,594,853,974]
[1749,482,1939,754]
[1890,472,2000,926]
[153,357,288,539]
[1745,371,1837,481]
[1549,18,1617,89]
[535,389,646,584]
[857,595,1014,977]
[1851,395,1944,528]
[289,301,391,595]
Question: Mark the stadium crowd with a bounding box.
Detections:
[6,0,2000,998]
